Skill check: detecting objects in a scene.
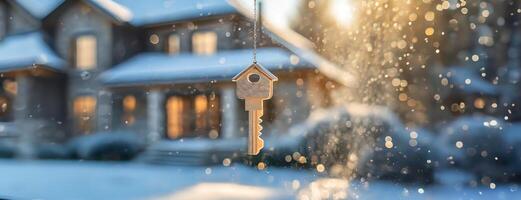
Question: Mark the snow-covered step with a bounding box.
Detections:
[137,138,246,166]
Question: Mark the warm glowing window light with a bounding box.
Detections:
[168,34,181,55]
[195,94,208,130]
[123,95,136,112]
[192,31,217,55]
[73,96,96,134]
[73,96,96,115]
[76,35,97,70]
[122,95,137,126]
[167,96,184,139]
[3,80,16,95]
[330,0,355,27]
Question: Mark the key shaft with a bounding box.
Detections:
[248,109,264,155]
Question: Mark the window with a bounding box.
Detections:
[3,79,16,96]
[73,96,96,134]
[122,95,137,126]
[166,96,184,139]
[166,94,220,139]
[0,96,11,122]
[75,35,97,70]
[192,31,217,55]
[167,34,181,55]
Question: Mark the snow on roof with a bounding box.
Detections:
[100,48,313,86]
[89,0,238,26]
[9,0,356,86]
[227,0,356,86]
[13,0,64,19]
[88,0,133,22]
[0,32,65,72]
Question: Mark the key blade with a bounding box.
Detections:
[248,110,264,155]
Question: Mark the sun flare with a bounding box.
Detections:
[330,0,355,27]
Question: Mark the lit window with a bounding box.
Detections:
[75,35,97,70]
[195,94,208,130]
[122,95,137,126]
[165,94,220,139]
[123,95,136,112]
[3,80,16,95]
[192,31,217,55]
[73,96,96,134]
[166,96,184,139]
[0,96,10,121]
[168,34,180,54]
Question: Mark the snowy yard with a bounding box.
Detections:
[0,160,518,200]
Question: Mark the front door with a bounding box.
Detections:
[165,93,220,139]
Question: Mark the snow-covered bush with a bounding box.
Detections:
[69,132,146,161]
[34,143,71,159]
[438,115,515,182]
[297,104,440,182]
[0,141,16,158]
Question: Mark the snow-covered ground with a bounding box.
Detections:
[0,160,518,200]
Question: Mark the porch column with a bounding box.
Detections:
[221,87,238,138]
[147,89,165,143]
[96,89,112,132]
[13,76,34,158]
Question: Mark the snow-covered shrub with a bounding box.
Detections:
[34,143,71,159]
[69,132,146,161]
[297,104,440,182]
[438,115,515,182]
[0,141,16,158]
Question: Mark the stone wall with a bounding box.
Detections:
[52,1,114,135]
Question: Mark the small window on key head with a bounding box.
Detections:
[248,73,260,83]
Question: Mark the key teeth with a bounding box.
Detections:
[256,112,264,154]
[257,114,263,134]
[256,137,264,155]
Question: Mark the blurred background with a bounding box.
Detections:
[0,0,521,199]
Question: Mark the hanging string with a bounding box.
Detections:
[253,0,257,64]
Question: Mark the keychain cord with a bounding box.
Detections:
[253,0,257,64]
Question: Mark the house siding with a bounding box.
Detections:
[144,16,236,53]
[6,2,39,35]
[53,2,114,135]
[0,1,6,40]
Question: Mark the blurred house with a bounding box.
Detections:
[0,0,353,157]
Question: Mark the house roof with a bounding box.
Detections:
[108,0,238,26]
[12,0,64,19]
[232,63,278,81]
[11,0,356,86]
[100,48,312,86]
[0,32,65,73]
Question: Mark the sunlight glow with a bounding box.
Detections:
[330,0,355,27]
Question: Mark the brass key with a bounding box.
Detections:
[233,63,278,155]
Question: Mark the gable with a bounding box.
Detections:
[44,0,130,27]
[5,1,40,34]
[11,0,63,20]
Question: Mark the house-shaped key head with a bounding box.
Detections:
[232,63,278,110]
[233,63,278,155]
